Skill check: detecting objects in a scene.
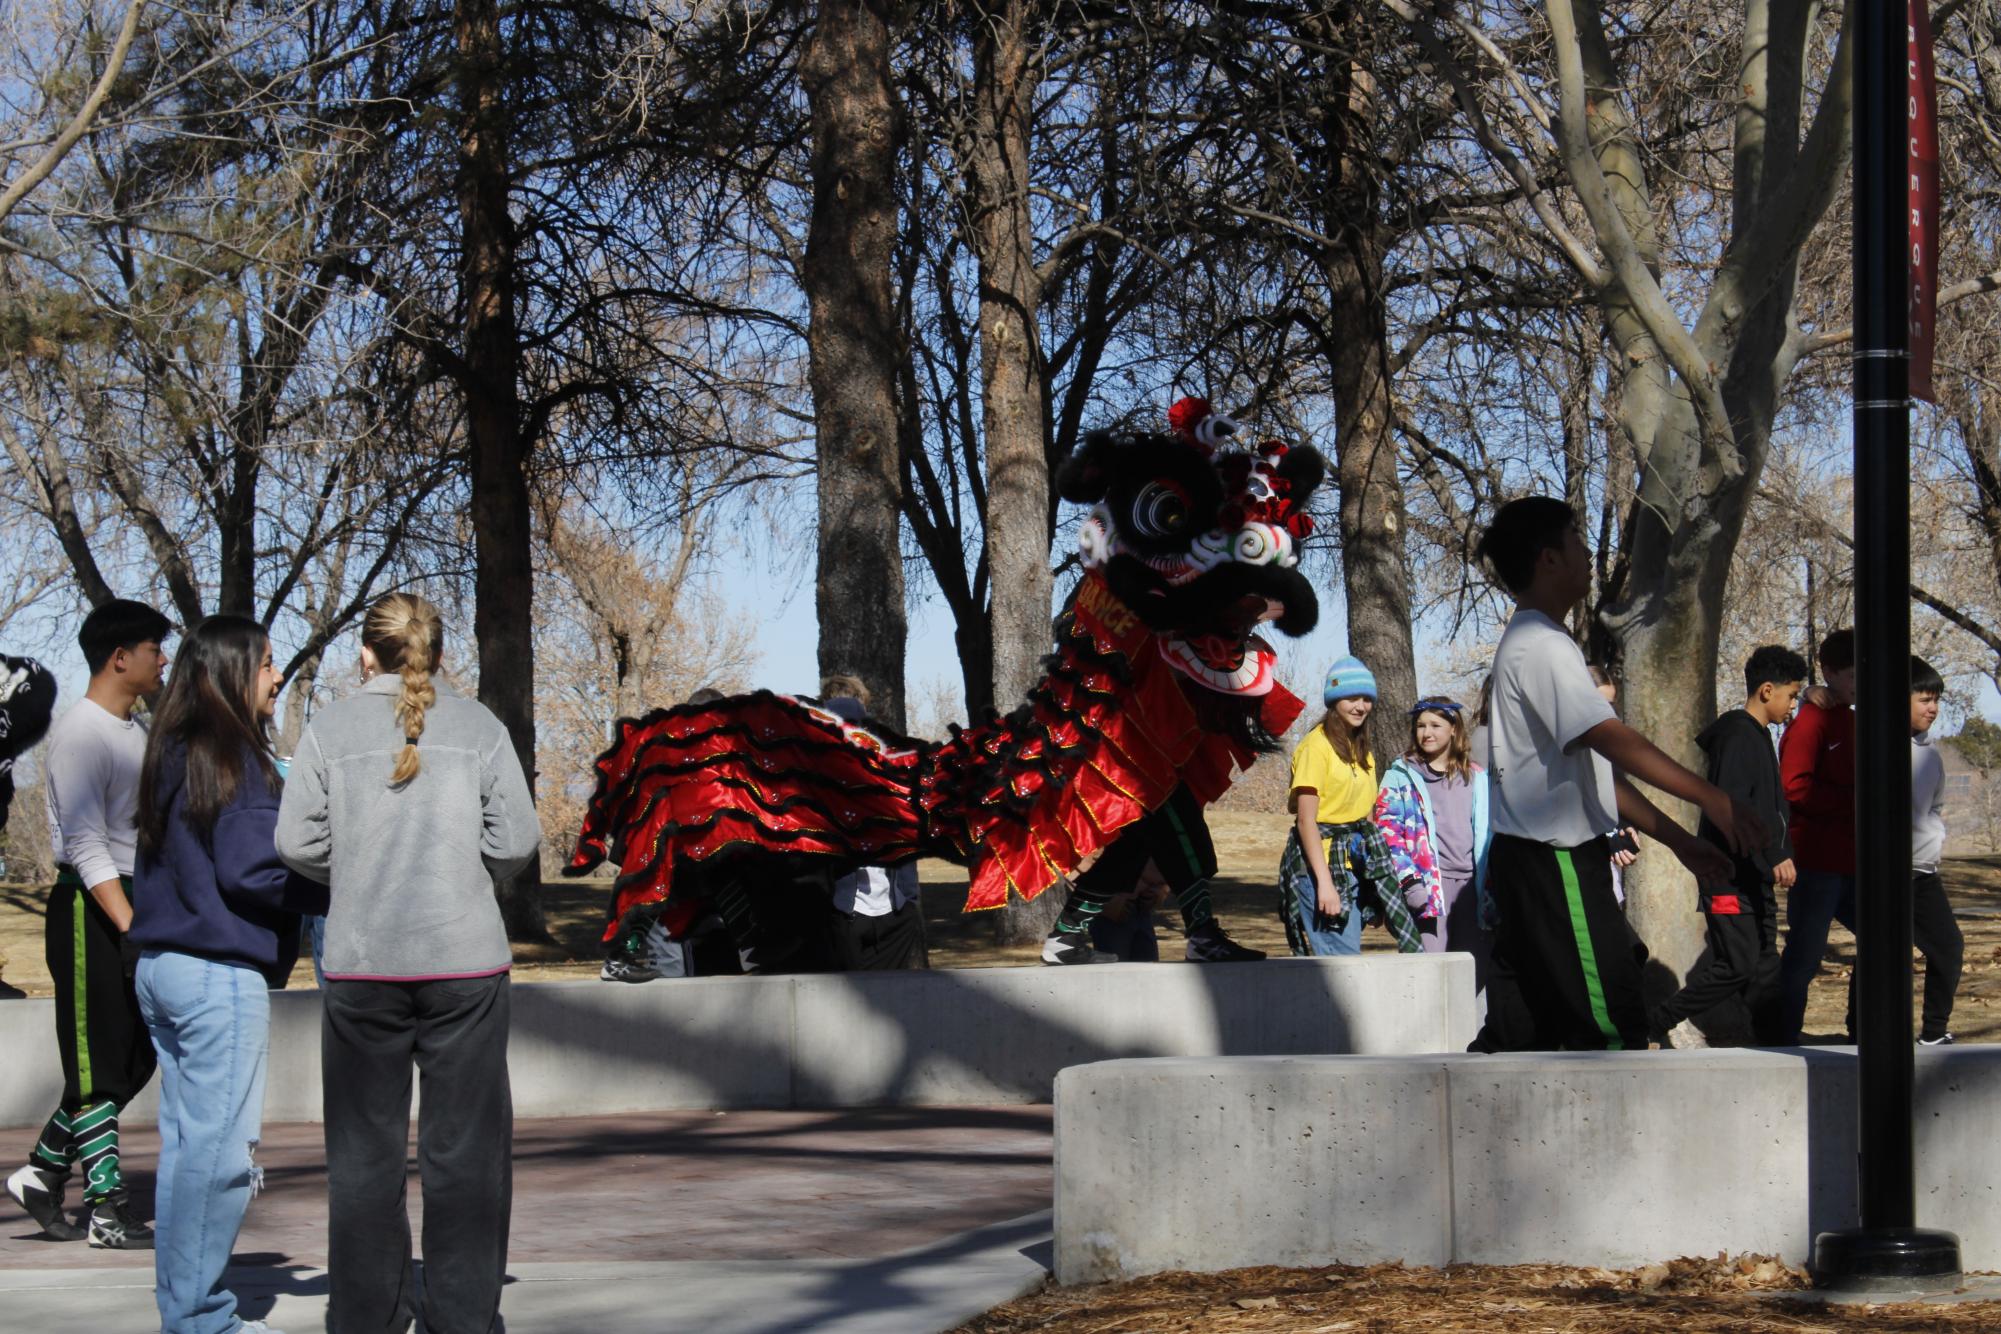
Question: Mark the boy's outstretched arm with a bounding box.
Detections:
[1578,717,1768,857]
[1612,774,1735,885]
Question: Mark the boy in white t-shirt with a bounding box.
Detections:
[7,600,170,1248]
[1472,499,1758,1050]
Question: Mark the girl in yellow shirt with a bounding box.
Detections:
[1277,656,1423,955]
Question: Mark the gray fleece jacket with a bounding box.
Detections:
[275,674,540,980]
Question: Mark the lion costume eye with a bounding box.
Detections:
[1129,481,1191,539]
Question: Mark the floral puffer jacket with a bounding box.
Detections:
[1371,755,1492,924]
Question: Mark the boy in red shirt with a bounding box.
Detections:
[1770,628,1857,1043]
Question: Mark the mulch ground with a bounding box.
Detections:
[957,1256,2001,1331]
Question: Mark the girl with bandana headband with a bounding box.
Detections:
[1373,698,1495,1008]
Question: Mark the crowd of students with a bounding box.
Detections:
[0,494,1970,1334]
[6,593,530,1334]
[1282,496,1963,1054]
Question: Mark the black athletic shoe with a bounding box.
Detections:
[86,1192,153,1250]
[1040,933,1117,965]
[599,957,660,984]
[1919,1031,1956,1046]
[1183,921,1265,963]
[0,977,26,1000]
[6,1163,84,1240]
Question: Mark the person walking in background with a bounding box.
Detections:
[130,615,327,1334]
[1373,696,1493,990]
[1586,664,1643,902]
[1278,656,1423,957]
[1909,656,1964,1046]
[276,593,540,1334]
[1470,498,1750,1051]
[1774,629,1858,1043]
[6,600,171,1248]
[1647,645,1806,1048]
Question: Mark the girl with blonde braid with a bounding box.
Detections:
[276,593,541,1334]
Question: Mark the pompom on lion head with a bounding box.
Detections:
[1058,398,1326,699]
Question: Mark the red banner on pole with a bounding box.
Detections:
[1909,0,1939,402]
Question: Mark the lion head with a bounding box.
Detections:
[1056,398,1326,702]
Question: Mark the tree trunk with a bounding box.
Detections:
[802,0,908,729]
[458,0,546,941]
[1309,15,1417,766]
[277,651,320,757]
[969,0,1061,945]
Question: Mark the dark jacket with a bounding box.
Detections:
[131,743,328,984]
[1696,709,1794,893]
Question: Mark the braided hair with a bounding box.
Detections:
[362,592,443,786]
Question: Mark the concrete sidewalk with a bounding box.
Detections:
[0,1108,1054,1331]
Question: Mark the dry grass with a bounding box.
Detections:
[956,1255,2001,1332]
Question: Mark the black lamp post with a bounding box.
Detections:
[1810,0,1961,1292]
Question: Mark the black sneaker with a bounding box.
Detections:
[0,977,26,1000]
[1040,933,1117,965]
[86,1192,153,1250]
[1183,921,1265,963]
[1919,1031,1956,1046]
[599,957,660,984]
[6,1163,84,1240]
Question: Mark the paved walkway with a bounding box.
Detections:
[0,1107,1054,1331]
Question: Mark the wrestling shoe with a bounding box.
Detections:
[6,1163,84,1240]
[1041,933,1116,965]
[599,957,659,984]
[1919,1031,1956,1046]
[86,1192,153,1250]
[1183,921,1265,963]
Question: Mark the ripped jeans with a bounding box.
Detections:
[136,950,270,1334]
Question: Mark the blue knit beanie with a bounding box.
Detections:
[1323,655,1377,705]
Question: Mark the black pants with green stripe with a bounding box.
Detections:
[32,873,155,1198]
[1478,834,1648,1051]
[1054,785,1219,935]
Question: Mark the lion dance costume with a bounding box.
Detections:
[568,400,1327,968]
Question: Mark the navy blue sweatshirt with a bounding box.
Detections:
[131,743,329,984]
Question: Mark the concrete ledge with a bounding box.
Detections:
[1053,1046,2000,1284]
[0,954,1475,1127]
[1055,1057,1454,1280]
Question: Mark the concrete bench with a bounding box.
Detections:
[0,954,1476,1127]
[1053,1046,2001,1282]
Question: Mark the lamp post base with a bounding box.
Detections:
[1813,1228,1962,1294]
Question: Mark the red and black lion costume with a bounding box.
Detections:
[567,400,1326,963]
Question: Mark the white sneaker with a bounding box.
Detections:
[238,1322,287,1333]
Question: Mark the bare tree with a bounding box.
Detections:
[802,0,909,727]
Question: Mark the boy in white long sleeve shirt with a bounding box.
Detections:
[5,600,170,1249]
[1908,656,1963,1045]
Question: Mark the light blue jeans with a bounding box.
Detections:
[1289,872,1364,955]
[136,951,270,1334]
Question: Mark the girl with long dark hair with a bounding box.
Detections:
[130,614,325,1334]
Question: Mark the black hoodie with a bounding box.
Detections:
[1694,708,1794,888]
